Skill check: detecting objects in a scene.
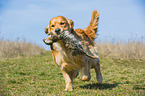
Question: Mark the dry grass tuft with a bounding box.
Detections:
[0,40,46,58]
[97,41,145,59]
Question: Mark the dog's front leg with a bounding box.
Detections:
[61,70,74,91]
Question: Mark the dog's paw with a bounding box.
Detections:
[97,74,103,84]
[65,88,73,91]
[81,75,91,81]
[65,82,73,91]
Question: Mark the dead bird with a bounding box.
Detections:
[43,30,98,59]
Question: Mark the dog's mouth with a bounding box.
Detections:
[43,35,58,50]
[43,35,59,45]
[44,29,65,45]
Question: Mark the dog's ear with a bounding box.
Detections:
[45,26,50,35]
[69,19,74,29]
[45,26,48,34]
[65,17,74,32]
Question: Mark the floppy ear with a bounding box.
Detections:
[69,19,74,29]
[45,26,48,34]
[65,17,74,32]
[45,26,50,35]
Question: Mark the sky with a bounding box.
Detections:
[0,0,145,50]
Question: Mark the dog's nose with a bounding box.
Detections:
[55,28,61,33]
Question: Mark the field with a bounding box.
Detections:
[0,40,46,58]
[0,51,145,95]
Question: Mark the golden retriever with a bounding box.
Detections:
[43,10,103,91]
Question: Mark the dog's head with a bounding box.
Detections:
[45,16,74,35]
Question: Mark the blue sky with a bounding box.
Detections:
[0,0,145,50]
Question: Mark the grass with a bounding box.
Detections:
[0,51,145,95]
[0,40,46,58]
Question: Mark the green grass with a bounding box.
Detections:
[0,51,145,95]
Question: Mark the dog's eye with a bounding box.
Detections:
[60,22,64,25]
[51,25,55,27]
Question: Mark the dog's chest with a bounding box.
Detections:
[53,42,66,66]
[54,42,62,52]
[53,42,83,67]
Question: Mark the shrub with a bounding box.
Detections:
[97,41,145,59]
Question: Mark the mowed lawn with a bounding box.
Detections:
[0,52,145,95]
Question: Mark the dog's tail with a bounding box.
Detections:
[84,10,100,40]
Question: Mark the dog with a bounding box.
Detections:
[43,10,103,91]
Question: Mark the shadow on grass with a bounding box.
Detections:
[79,83,119,90]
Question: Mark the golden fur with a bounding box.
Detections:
[43,10,102,91]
